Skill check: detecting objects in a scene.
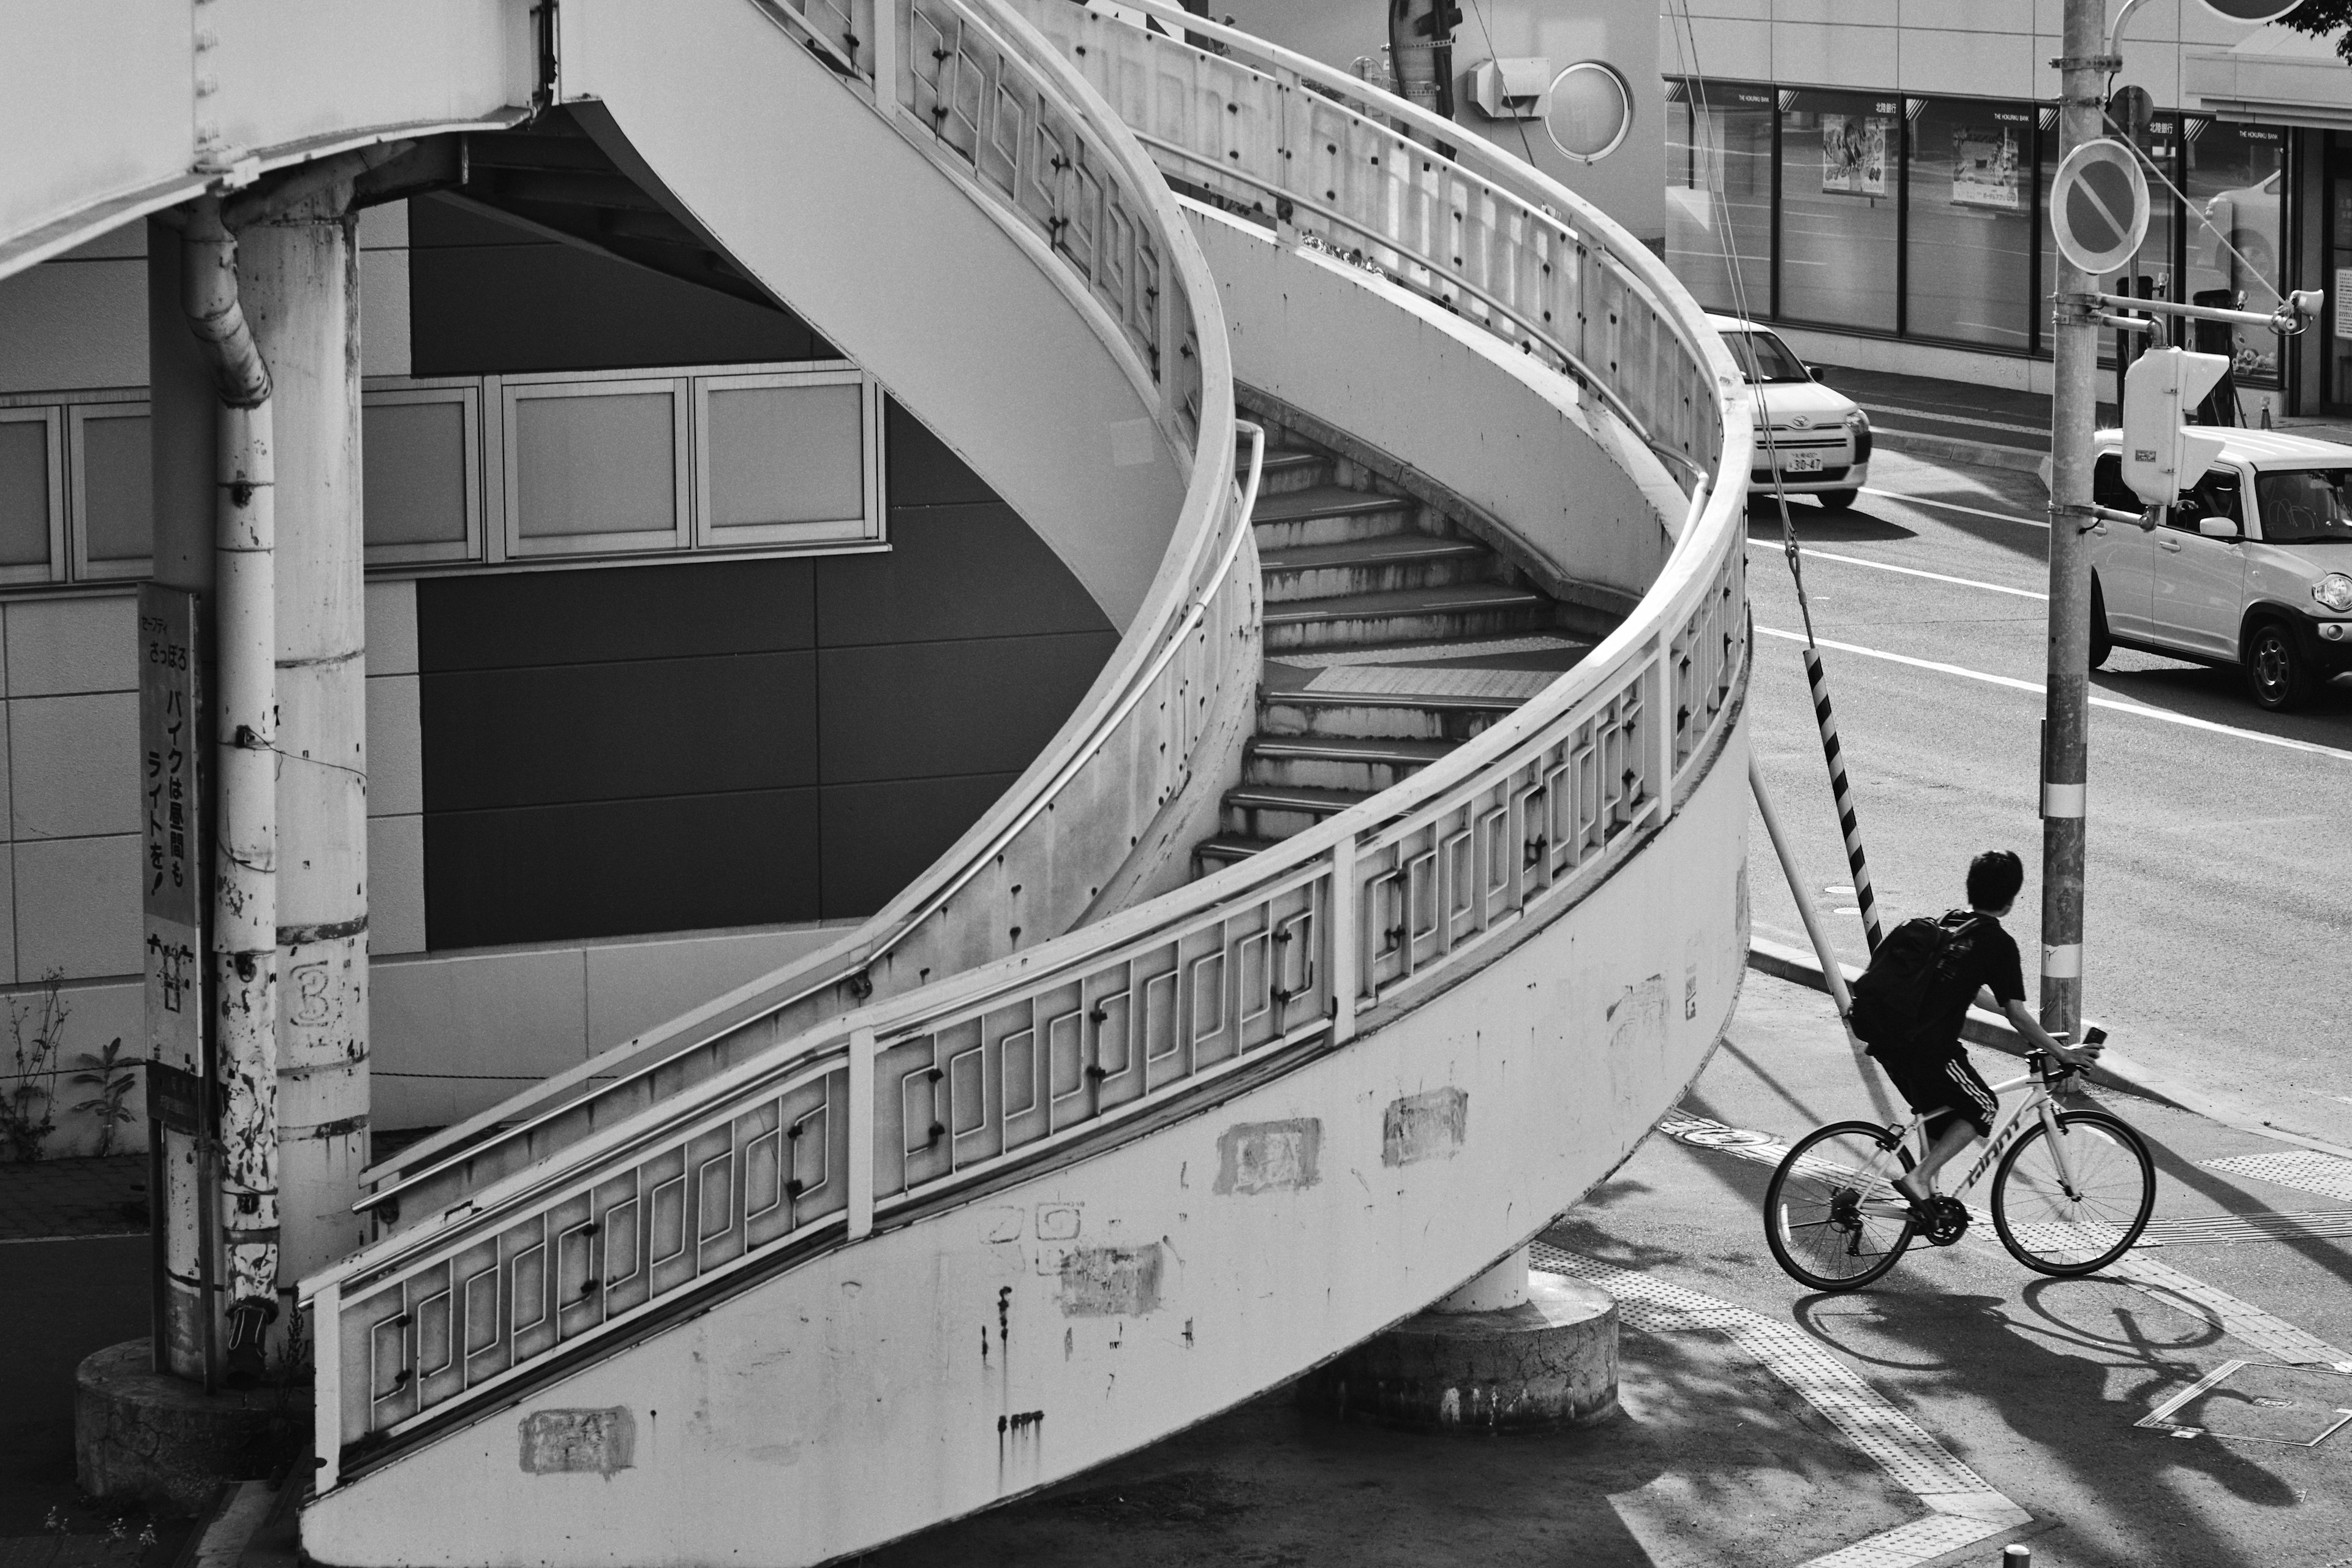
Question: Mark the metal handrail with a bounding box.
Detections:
[304,0,1750,1480]
[358,0,1251,1205]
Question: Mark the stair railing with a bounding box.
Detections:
[304,0,1752,1489]
[1012,0,1725,488]
[356,0,1257,1229]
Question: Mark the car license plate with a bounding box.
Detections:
[1785,451,1823,474]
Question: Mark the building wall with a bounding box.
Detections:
[1214,0,1664,245]
[1660,2,2296,406]
[0,190,1122,1142]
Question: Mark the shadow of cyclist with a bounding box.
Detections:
[1793,1280,2299,1567]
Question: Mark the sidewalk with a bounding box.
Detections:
[0,1157,148,1243]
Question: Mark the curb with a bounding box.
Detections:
[1871,426,2048,476]
[1745,937,2352,1160]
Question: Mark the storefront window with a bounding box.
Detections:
[1665,81,1775,318]
[1905,97,2038,349]
[2185,119,2289,384]
[2097,115,2182,368]
[1777,88,1901,332]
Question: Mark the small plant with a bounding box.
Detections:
[2,970,69,1163]
[70,1036,137,1158]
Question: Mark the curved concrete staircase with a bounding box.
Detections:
[2,3,1754,1564]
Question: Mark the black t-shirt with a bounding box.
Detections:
[1926,909,2026,1046]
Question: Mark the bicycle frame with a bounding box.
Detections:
[1848,1063,2084,1216]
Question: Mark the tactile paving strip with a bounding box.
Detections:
[1657,1112,2352,1370]
[1531,1243,2028,1568]
[2139,1210,2352,1245]
[2206,1150,2352,1204]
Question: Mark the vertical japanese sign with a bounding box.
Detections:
[140,585,203,1094]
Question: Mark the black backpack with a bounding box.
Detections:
[1849,910,1985,1057]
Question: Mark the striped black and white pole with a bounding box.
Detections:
[1801,645,1884,952]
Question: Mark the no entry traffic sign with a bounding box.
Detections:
[2051,139,2149,277]
[2193,0,2305,21]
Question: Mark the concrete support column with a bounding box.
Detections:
[240,191,371,1318]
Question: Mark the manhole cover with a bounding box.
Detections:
[2138,1360,2352,1447]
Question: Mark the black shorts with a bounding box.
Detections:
[1877,1046,1997,1140]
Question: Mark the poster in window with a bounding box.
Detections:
[1821,115,1889,196]
[1951,126,2021,210]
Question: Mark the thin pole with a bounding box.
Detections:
[1749,758,1898,1121]
[2043,0,2106,1047]
[1801,648,1883,951]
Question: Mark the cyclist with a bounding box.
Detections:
[1875,850,2105,1215]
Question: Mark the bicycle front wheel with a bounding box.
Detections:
[1764,1121,1918,1292]
[1991,1109,2155,1276]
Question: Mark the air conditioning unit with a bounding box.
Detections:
[1469,56,1550,120]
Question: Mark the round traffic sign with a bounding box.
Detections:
[2106,84,2154,139]
[2051,138,2149,277]
[2193,0,2305,21]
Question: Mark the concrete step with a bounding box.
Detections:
[1264,584,1555,651]
[1250,484,1419,549]
[1259,535,1496,603]
[1192,832,1281,875]
[1246,448,1333,496]
[1256,681,1525,744]
[1220,782,1369,842]
[1243,734,1455,793]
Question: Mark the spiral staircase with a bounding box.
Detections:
[2,1,1754,1562]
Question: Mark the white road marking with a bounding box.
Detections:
[1755,626,2352,763]
[1860,402,2050,439]
[2207,1150,2352,1204]
[1791,548,2048,601]
[1861,488,2048,529]
[1536,1241,2032,1567]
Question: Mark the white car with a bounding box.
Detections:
[1710,314,1873,511]
[2090,428,2352,710]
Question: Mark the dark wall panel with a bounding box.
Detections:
[418,556,816,672]
[426,789,823,949]
[816,634,1114,785]
[818,773,1021,921]
[813,505,1104,647]
[424,652,818,812]
[417,405,1123,948]
[408,195,830,376]
[883,399,1000,507]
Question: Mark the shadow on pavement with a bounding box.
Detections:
[2091,659,2352,743]
[1746,503,1918,545]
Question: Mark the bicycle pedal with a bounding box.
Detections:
[1923,1195,1970,1247]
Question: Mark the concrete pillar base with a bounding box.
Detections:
[74,1341,311,1517]
[1298,1273,1618,1433]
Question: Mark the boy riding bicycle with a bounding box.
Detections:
[1855,850,2104,1217]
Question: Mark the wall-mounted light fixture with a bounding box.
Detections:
[1545,60,1633,163]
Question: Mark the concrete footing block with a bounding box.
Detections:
[1298,1275,1619,1433]
[74,1341,311,1517]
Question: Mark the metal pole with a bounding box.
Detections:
[2043,0,2107,1048]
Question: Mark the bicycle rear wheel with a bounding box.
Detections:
[1764,1121,1918,1292]
[1991,1109,2155,1276]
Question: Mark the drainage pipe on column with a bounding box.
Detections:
[182,195,281,1383]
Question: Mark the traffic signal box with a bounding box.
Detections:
[2120,346,2232,507]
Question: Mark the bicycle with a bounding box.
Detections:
[1763,1041,2156,1292]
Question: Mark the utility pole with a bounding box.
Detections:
[2041,0,2106,1047]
